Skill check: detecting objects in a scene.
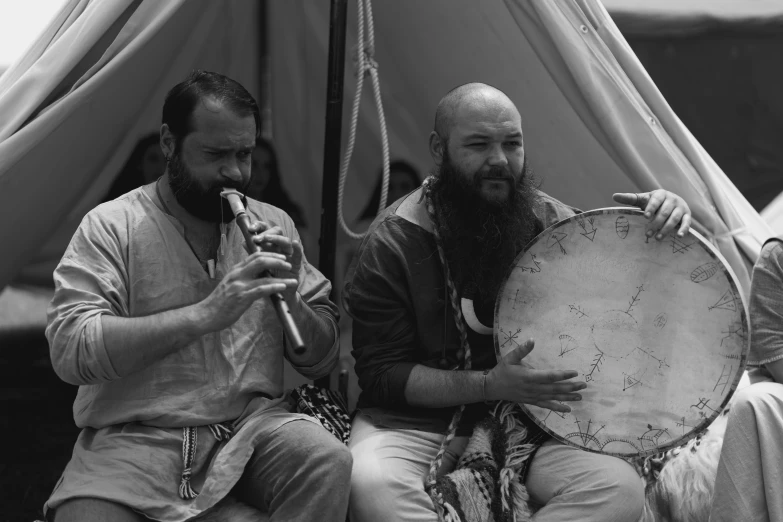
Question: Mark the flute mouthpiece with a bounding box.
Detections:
[220,188,246,217]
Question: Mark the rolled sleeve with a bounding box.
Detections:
[343,221,419,408]
[285,219,341,379]
[749,240,783,366]
[289,308,340,380]
[46,211,129,386]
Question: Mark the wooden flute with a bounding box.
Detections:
[220,188,307,355]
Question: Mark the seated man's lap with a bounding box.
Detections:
[526,439,644,521]
[348,412,468,521]
[52,498,150,522]
[349,412,644,522]
[234,417,352,513]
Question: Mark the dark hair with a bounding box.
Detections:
[248,137,307,227]
[359,160,421,220]
[103,132,161,202]
[162,70,260,144]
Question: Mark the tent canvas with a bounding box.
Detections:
[603,0,783,35]
[0,0,775,296]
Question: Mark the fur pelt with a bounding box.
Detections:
[639,408,728,522]
[638,370,752,522]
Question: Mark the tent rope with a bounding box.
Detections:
[337,0,390,240]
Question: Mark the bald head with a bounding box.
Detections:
[433,83,521,139]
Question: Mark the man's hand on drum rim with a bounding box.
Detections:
[613,190,692,241]
[486,339,586,413]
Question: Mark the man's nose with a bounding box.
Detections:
[486,144,508,167]
[221,158,243,182]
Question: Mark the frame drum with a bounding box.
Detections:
[494,208,748,457]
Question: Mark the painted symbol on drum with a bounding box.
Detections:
[671,236,696,254]
[565,417,605,450]
[713,364,733,394]
[517,253,541,274]
[720,323,746,347]
[622,370,644,391]
[631,346,670,369]
[638,424,671,450]
[611,284,645,323]
[676,416,696,436]
[690,397,718,418]
[506,289,525,310]
[615,216,630,239]
[709,289,738,312]
[577,216,598,242]
[499,327,522,349]
[690,262,721,283]
[542,406,568,425]
[548,232,568,255]
[653,312,667,329]
[585,346,605,382]
[568,304,589,318]
[601,437,641,453]
[558,334,578,358]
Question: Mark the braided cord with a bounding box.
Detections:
[337,0,390,240]
[422,176,474,519]
[178,423,234,500]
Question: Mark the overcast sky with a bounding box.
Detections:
[0,0,67,69]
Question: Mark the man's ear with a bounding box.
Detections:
[429,131,445,166]
[160,124,176,160]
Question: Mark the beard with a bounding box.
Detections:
[429,151,541,307]
[167,149,244,223]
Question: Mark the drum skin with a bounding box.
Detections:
[494,208,748,457]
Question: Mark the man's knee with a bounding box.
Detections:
[52,497,148,522]
[729,382,783,419]
[292,422,353,480]
[350,444,388,494]
[598,459,645,519]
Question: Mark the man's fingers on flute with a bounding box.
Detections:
[248,278,298,297]
[247,221,272,234]
[256,233,294,255]
[240,252,291,276]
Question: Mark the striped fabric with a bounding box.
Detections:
[291,384,352,444]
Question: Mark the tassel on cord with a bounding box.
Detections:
[493,402,535,519]
[219,223,228,257]
[442,501,462,522]
[178,423,234,500]
[208,422,233,441]
[179,427,199,500]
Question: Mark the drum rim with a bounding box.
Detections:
[493,206,749,457]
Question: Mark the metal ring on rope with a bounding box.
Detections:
[337,0,390,240]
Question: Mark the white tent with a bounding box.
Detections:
[0,0,775,296]
[762,192,783,236]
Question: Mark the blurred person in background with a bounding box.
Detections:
[104,132,166,201]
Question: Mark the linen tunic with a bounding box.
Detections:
[44,186,339,521]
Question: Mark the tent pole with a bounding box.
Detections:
[316,0,348,389]
[318,0,348,288]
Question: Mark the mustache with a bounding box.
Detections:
[479,166,513,180]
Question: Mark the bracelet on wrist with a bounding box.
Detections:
[482,369,490,402]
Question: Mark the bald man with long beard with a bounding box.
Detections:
[343,83,692,522]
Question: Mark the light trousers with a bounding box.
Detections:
[709,381,783,522]
[349,411,644,522]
